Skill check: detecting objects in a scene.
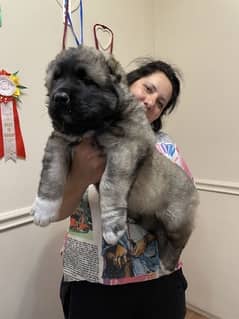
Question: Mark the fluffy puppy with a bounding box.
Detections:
[32,46,199,271]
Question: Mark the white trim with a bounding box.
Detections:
[0,179,238,232]
[195,179,239,196]
[0,206,33,232]
[187,303,222,319]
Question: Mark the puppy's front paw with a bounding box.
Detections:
[102,208,127,245]
[103,226,127,245]
[31,196,62,226]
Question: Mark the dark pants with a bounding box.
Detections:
[60,269,187,319]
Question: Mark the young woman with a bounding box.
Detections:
[59,59,191,319]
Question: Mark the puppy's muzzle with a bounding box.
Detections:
[54,92,70,106]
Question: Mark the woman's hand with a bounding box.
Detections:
[57,137,106,220]
[69,137,106,186]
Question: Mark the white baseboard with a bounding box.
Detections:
[187,303,222,319]
[0,179,238,232]
[0,206,33,232]
[195,178,239,196]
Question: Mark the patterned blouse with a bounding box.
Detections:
[62,131,193,285]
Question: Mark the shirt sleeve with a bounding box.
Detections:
[155,131,194,179]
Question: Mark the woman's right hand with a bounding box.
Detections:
[69,137,106,187]
[57,137,106,220]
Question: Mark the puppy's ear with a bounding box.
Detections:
[45,60,57,91]
[104,53,127,85]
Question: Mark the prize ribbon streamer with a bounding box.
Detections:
[62,0,84,49]
[0,70,26,162]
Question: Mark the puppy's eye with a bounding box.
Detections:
[53,69,62,81]
[75,67,95,86]
[75,67,86,79]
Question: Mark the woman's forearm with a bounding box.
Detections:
[56,175,89,221]
[55,137,106,221]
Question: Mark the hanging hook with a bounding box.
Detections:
[93,24,114,54]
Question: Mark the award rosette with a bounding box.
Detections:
[0,70,26,162]
[0,69,26,161]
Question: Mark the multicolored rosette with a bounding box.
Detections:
[0,69,27,161]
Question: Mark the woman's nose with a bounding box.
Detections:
[144,96,155,109]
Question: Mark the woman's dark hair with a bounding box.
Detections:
[126,59,181,132]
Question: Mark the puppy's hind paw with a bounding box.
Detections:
[159,261,174,275]
[31,196,62,227]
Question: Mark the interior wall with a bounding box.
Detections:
[0,0,155,215]
[0,1,155,319]
[153,0,239,182]
[154,1,239,318]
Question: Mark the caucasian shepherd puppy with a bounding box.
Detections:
[32,46,199,271]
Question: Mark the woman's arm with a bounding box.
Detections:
[56,137,106,221]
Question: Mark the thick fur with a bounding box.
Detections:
[32,46,199,271]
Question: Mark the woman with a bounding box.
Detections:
[59,59,191,319]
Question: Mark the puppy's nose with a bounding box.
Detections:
[54,92,70,105]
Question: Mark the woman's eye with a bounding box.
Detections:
[157,101,164,110]
[144,84,153,93]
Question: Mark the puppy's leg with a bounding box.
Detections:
[100,147,139,245]
[31,132,71,226]
[157,200,196,272]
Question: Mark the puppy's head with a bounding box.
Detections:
[45,46,127,136]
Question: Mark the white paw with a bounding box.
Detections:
[31,196,62,226]
[103,227,127,245]
[101,208,127,245]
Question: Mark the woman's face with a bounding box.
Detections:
[129,71,173,124]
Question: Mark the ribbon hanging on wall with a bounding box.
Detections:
[93,24,114,54]
[0,70,26,162]
[61,0,84,49]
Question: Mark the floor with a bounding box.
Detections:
[186,309,208,319]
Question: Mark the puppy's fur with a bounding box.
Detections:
[32,46,199,271]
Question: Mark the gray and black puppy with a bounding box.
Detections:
[32,45,199,271]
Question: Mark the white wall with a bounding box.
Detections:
[154,1,239,318]
[154,0,239,181]
[0,222,68,319]
[0,0,155,214]
[0,1,155,318]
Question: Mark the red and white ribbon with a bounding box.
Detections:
[0,69,26,161]
[0,100,17,161]
[0,97,26,161]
